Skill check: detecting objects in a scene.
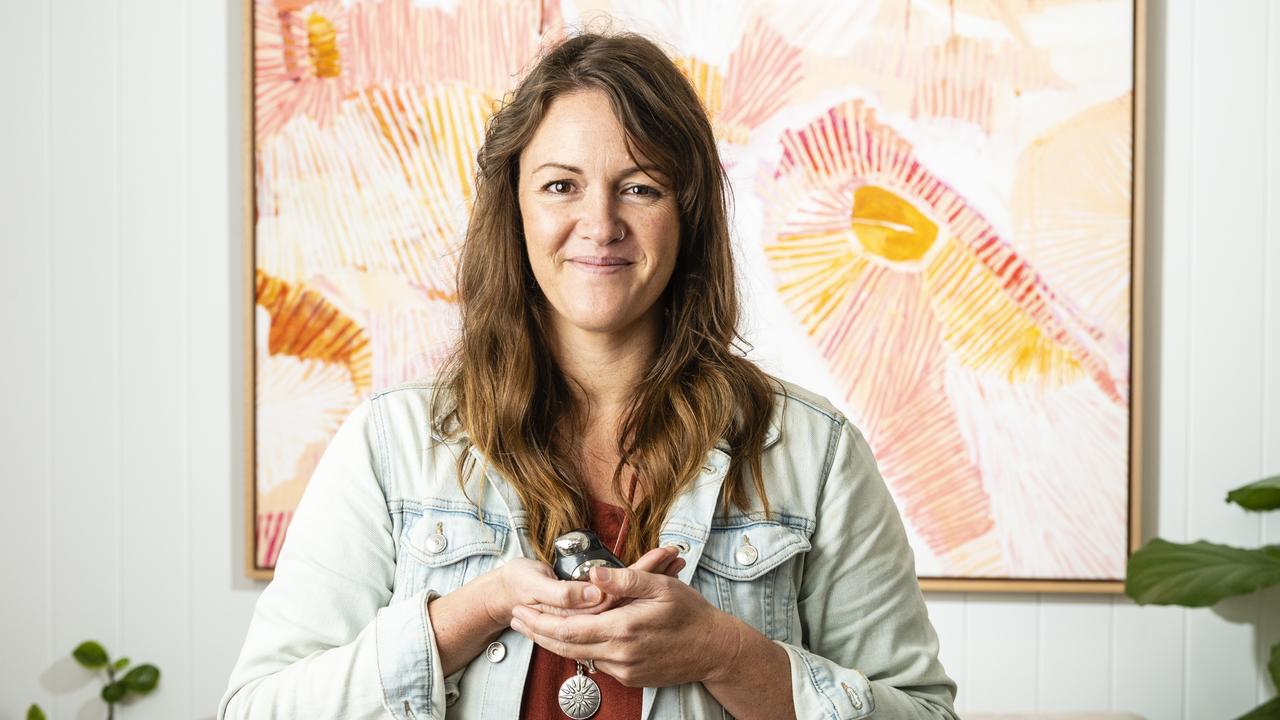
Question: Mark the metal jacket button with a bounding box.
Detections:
[735,535,759,566]
[486,641,506,663]
[426,522,447,554]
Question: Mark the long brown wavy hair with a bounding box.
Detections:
[434,31,779,565]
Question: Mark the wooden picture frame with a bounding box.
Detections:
[244,0,1146,591]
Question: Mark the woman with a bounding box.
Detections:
[221,31,957,720]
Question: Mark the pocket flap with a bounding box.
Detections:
[403,508,506,567]
[698,521,810,581]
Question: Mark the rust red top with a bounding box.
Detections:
[519,497,642,720]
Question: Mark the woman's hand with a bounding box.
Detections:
[507,564,743,688]
[568,546,686,614]
[485,546,685,629]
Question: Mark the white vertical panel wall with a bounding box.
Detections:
[0,1,1276,718]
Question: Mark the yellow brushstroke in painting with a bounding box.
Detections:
[1011,94,1133,340]
[363,84,494,281]
[257,83,492,292]
[306,12,341,78]
[851,185,938,262]
[768,228,870,337]
[771,102,1088,391]
[676,57,750,145]
[924,238,1085,388]
[255,1,499,291]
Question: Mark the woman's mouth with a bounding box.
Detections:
[568,257,633,274]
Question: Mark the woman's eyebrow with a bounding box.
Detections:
[531,162,582,175]
[529,162,667,183]
[624,164,668,182]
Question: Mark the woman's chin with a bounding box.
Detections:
[555,309,655,338]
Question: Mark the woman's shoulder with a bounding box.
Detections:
[366,374,462,444]
[760,376,882,488]
[764,376,850,445]
[724,377,867,524]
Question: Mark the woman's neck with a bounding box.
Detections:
[548,311,660,426]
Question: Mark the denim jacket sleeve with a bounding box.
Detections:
[778,415,959,720]
[219,398,453,720]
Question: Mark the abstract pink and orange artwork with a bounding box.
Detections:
[248,0,1141,587]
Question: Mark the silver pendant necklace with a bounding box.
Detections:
[557,483,635,719]
[558,661,600,719]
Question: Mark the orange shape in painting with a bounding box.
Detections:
[850,185,938,264]
[256,269,373,395]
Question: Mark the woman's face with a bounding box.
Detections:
[518,89,680,340]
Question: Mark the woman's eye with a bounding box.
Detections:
[543,180,574,194]
[624,185,660,198]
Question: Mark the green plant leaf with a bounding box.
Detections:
[102,680,127,703]
[113,656,130,672]
[27,704,47,720]
[1270,641,1280,692]
[1236,694,1280,720]
[72,640,110,668]
[122,663,160,693]
[1228,475,1280,511]
[1125,539,1280,606]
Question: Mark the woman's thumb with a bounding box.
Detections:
[590,566,660,598]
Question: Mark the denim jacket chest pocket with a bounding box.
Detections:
[393,503,508,602]
[692,519,811,642]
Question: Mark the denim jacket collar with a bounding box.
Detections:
[446,417,781,553]
[429,415,782,453]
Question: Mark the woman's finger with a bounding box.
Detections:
[511,605,613,646]
[543,546,680,615]
[509,609,613,660]
[629,546,678,573]
[516,547,683,619]
[518,566,603,609]
[511,619,589,660]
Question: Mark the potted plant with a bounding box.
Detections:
[27,641,160,720]
[1125,474,1280,720]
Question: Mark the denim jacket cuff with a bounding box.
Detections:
[376,589,447,719]
[776,641,875,720]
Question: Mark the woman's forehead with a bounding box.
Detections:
[520,90,661,176]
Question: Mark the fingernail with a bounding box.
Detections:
[584,586,602,603]
[594,567,611,582]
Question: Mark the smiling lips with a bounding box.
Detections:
[568,256,633,274]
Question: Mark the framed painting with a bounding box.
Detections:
[245,0,1145,590]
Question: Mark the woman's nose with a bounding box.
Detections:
[576,188,623,244]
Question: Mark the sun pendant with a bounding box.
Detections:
[557,673,601,719]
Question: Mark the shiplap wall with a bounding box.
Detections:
[1,1,1276,718]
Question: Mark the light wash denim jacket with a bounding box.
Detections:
[220,378,958,719]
